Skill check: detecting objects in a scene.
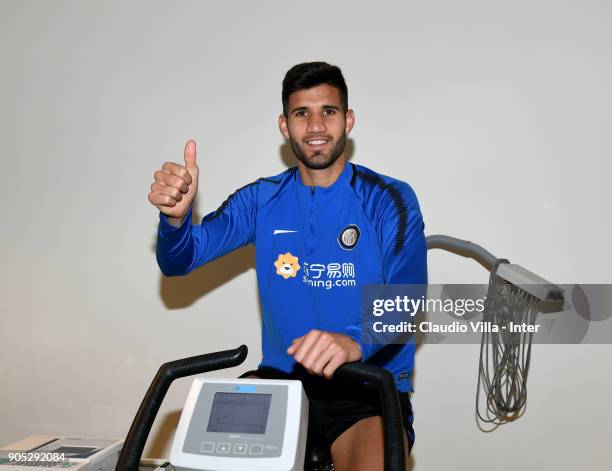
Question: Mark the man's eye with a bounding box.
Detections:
[295,111,307,117]
[324,109,336,116]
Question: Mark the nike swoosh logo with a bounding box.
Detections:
[273,229,298,235]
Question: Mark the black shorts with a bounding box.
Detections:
[239,365,415,455]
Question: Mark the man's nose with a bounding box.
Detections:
[306,113,326,133]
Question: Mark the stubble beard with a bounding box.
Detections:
[289,132,347,170]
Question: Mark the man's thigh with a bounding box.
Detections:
[330,415,411,471]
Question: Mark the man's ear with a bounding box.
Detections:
[278,114,290,139]
[345,109,355,134]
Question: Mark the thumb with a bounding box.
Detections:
[184,139,197,170]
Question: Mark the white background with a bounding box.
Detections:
[1,1,611,469]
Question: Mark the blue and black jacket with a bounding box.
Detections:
[156,161,428,393]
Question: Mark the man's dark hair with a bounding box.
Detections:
[282,62,348,117]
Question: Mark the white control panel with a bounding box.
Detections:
[170,378,308,471]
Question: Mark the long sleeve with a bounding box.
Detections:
[342,181,428,361]
[156,182,258,276]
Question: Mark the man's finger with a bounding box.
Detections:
[286,335,305,354]
[154,170,189,193]
[292,330,322,363]
[184,139,197,170]
[162,162,192,185]
[310,346,336,375]
[148,192,177,207]
[150,183,183,202]
[301,334,332,370]
[322,354,346,379]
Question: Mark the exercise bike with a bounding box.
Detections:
[115,345,407,471]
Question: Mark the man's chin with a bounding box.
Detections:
[300,154,336,170]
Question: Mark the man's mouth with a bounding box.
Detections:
[304,138,331,148]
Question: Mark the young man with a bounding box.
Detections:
[148,62,427,471]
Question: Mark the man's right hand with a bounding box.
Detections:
[148,140,199,227]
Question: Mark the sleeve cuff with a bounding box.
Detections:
[342,327,372,362]
[158,208,192,239]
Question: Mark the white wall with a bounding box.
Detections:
[1,1,610,469]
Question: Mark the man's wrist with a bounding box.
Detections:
[166,215,185,228]
[353,339,363,361]
[341,334,363,362]
[340,329,366,362]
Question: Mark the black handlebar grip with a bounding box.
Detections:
[335,362,406,471]
[116,345,248,471]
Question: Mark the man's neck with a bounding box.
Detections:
[297,156,347,187]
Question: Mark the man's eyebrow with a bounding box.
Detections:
[290,104,342,114]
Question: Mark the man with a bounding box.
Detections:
[148,62,427,471]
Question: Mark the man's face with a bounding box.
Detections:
[279,84,355,170]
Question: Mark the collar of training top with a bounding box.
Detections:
[293,160,354,194]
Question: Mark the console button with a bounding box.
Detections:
[233,443,247,454]
[249,444,264,455]
[216,443,231,454]
[200,442,214,453]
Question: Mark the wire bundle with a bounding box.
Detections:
[476,259,539,426]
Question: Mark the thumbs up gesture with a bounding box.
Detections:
[148,140,199,227]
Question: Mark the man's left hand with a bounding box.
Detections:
[286,330,362,379]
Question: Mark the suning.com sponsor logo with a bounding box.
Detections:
[302,262,356,289]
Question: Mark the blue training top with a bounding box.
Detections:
[156,161,428,393]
